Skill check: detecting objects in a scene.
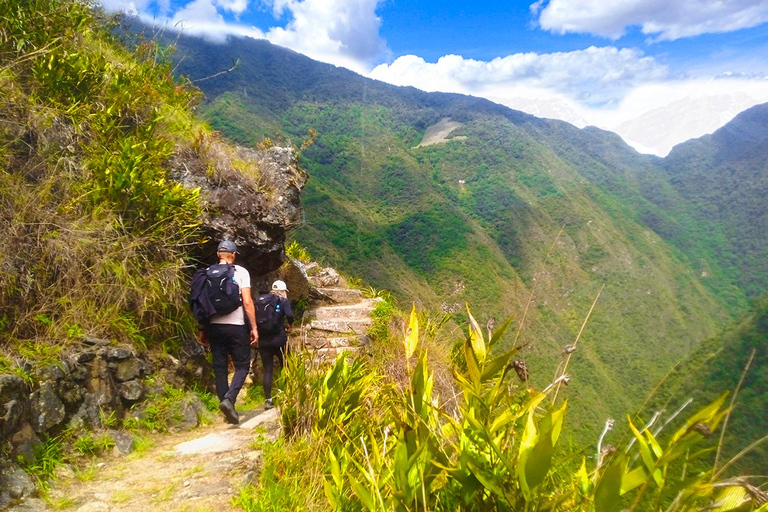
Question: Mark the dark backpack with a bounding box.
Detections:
[188,263,241,323]
[255,293,283,334]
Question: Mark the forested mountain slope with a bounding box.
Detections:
[663,104,768,297]
[661,295,768,472]
[158,31,758,438]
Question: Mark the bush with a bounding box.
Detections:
[240,307,768,512]
[0,0,204,353]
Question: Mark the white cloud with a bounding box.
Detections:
[369,50,768,155]
[370,46,667,107]
[99,0,386,73]
[534,0,768,41]
[262,0,386,73]
[216,0,249,15]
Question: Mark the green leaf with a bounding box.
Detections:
[620,466,648,495]
[466,457,508,501]
[594,454,627,512]
[488,315,514,348]
[464,338,481,389]
[671,392,728,444]
[576,458,590,495]
[712,485,749,511]
[628,416,660,486]
[404,305,419,359]
[523,400,567,497]
[351,481,376,510]
[517,393,547,501]
[481,348,518,383]
[466,306,486,363]
[329,447,343,487]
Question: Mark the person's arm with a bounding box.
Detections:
[241,287,259,346]
[283,297,294,332]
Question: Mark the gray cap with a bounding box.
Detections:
[217,240,238,253]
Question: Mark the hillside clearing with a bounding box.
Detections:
[414,117,467,147]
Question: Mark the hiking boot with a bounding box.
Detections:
[219,398,239,424]
[264,398,274,410]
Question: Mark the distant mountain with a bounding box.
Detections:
[157,30,767,439]
[612,93,762,157]
[662,103,768,297]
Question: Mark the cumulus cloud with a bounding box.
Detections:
[533,0,768,41]
[370,46,668,107]
[98,0,385,72]
[262,0,386,73]
[369,49,768,155]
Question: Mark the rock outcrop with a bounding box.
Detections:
[171,142,307,274]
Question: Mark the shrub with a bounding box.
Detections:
[0,0,204,353]
[241,306,768,512]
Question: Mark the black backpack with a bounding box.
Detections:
[255,293,283,334]
[188,263,242,324]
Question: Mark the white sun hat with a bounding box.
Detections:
[271,280,288,292]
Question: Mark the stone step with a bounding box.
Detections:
[315,346,360,359]
[313,287,363,304]
[300,336,359,349]
[307,318,372,335]
[306,300,380,322]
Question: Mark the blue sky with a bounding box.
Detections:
[104,0,768,155]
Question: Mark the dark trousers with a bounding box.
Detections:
[259,344,285,400]
[206,323,250,404]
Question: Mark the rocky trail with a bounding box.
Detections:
[4,265,380,512]
[10,407,280,512]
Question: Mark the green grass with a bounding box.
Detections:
[241,306,767,512]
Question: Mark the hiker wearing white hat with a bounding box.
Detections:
[253,280,294,409]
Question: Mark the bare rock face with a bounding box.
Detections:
[253,258,310,300]
[171,142,307,275]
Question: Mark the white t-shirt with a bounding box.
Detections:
[209,264,250,326]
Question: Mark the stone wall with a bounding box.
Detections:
[0,337,211,508]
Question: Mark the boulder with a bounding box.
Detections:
[113,358,147,383]
[106,430,134,456]
[170,144,307,275]
[85,357,118,410]
[10,423,38,463]
[118,380,144,402]
[170,394,205,431]
[0,375,26,439]
[56,379,84,408]
[178,337,214,393]
[308,267,346,288]
[30,381,65,433]
[253,258,310,300]
[0,462,36,505]
[103,347,132,362]
[69,393,102,430]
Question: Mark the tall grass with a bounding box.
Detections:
[238,306,768,512]
[0,0,205,355]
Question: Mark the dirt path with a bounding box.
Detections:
[13,408,279,512]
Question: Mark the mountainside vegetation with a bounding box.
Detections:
[0,2,280,369]
[661,294,768,473]
[1,3,767,507]
[0,0,200,361]
[160,32,765,441]
[238,308,768,511]
[663,104,768,297]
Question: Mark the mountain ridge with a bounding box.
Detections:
[157,29,767,439]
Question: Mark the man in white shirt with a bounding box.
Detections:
[198,240,258,424]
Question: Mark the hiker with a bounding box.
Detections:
[197,240,258,424]
[255,280,294,409]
